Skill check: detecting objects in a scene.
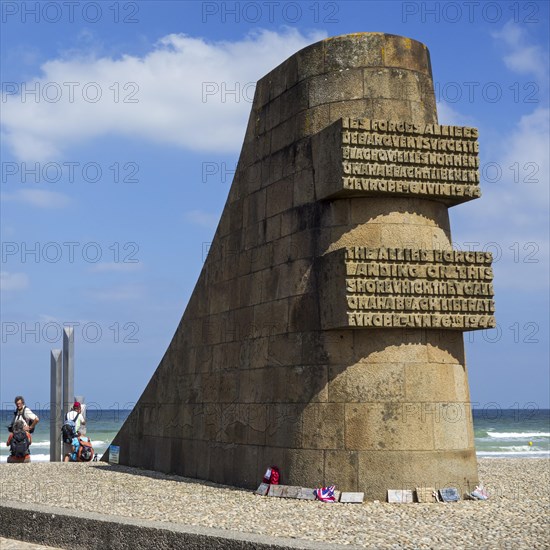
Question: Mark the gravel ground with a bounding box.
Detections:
[1,459,549,549]
[0,539,63,549]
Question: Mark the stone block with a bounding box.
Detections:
[243,189,266,227]
[270,117,296,154]
[321,330,354,364]
[253,300,289,336]
[267,484,301,499]
[324,34,384,71]
[280,364,328,404]
[340,492,364,503]
[255,482,269,496]
[293,168,315,207]
[303,403,345,449]
[345,402,435,451]
[280,81,309,123]
[266,404,303,448]
[363,67,425,102]
[289,229,316,261]
[295,42,325,80]
[271,236,293,265]
[404,363,469,403]
[218,369,240,404]
[247,404,267,446]
[265,214,281,242]
[387,489,414,503]
[309,69,364,107]
[284,448,324,488]
[328,362,405,403]
[276,259,312,299]
[297,487,316,500]
[410,98,437,124]
[329,99,372,121]
[266,177,294,217]
[219,403,248,444]
[295,103,330,139]
[267,333,303,367]
[432,402,473,451]
[194,440,211,480]
[288,294,321,333]
[370,98,412,122]
[353,331,430,364]
[208,442,230,484]
[239,368,272,404]
[324,450,358,491]
[381,34,433,76]
[203,403,221,441]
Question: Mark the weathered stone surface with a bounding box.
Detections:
[107,32,489,501]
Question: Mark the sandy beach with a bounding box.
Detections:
[1,458,548,549]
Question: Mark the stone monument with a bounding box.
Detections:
[107,33,495,500]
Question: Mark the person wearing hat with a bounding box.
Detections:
[66,401,85,433]
[63,402,86,456]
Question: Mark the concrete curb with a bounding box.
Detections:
[0,500,361,550]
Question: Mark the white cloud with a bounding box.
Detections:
[451,107,549,291]
[1,28,326,162]
[0,271,29,292]
[437,102,477,127]
[1,189,71,208]
[492,21,549,82]
[184,209,219,229]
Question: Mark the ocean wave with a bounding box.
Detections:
[477,450,550,457]
[26,440,108,448]
[486,431,550,439]
[0,453,51,463]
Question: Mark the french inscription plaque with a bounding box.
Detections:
[313,117,480,204]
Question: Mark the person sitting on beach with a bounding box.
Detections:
[9,395,39,434]
[63,432,94,463]
[6,419,32,463]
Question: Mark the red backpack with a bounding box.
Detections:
[262,465,280,485]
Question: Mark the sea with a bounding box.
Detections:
[1,408,548,463]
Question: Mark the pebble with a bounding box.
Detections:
[0,459,548,549]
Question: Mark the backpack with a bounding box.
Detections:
[77,437,94,462]
[262,465,280,485]
[10,431,30,458]
[61,418,77,444]
[10,407,31,433]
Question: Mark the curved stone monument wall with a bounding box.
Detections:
[108,33,494,500]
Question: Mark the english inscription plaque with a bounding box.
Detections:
[321,247,495,331]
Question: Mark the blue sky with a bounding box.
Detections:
[1,1,548,413]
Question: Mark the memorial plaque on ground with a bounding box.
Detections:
[267,485,301,499]
[415,487,438,503]
[439,488,461,502]
[388,490,414,503]
[255,483,270,496]
[340,492,365,503]
[296,488,316,501]
[313,118,480,205]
